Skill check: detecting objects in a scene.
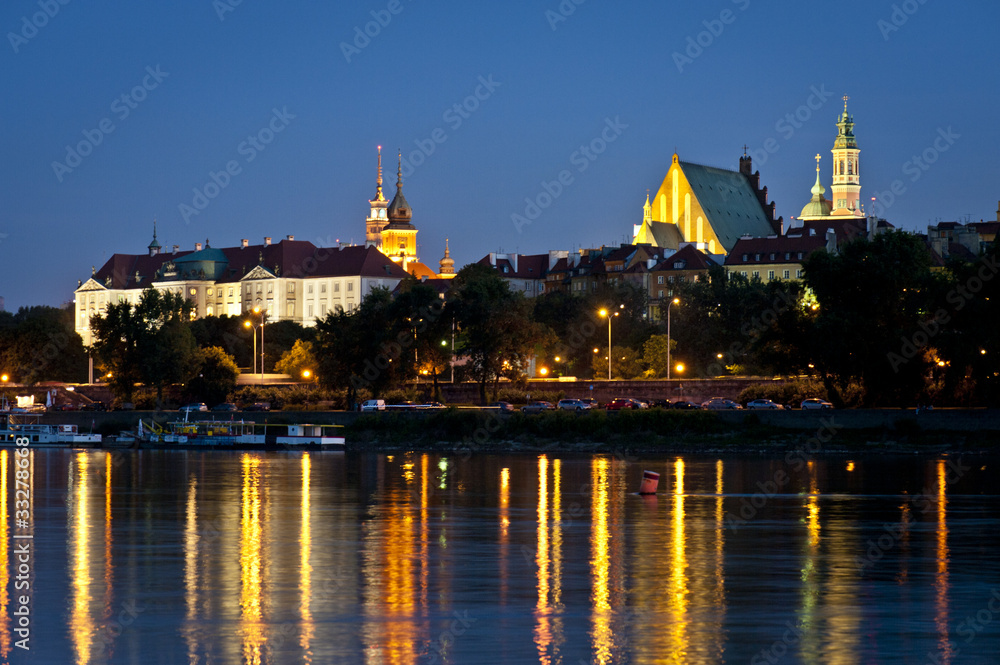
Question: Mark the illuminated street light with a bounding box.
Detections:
[301,369,312,380]
[539,367,549,377]
[675,363,685,374]
[252,306,266,384]
[1,374,8,383]
[244,319,257,376]
[598,305,624,380]
[667,297,680,380]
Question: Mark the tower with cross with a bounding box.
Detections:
[830,95,862,216]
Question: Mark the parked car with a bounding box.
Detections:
[50,403,78,411]
[244,402,272,412]
[605,398,643,411]
[580,398,600,409]
[701,397,742,410]
[211,402,239,412]
[644,398,671,409]
[360,399,385,412]
[180,403,208,413]
[521,401,555,414]
[746,399,784,410]
[557,398,593,412]
[80,401,107,412]
[670,400,701,410]
[488,401,515,413]
[801,398,834,410]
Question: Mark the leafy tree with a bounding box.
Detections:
[642,334,676,378]
[314,287,409,408]
[449,264,542,403]
[800,230,935,406]
[261,320,313,372]
[591,345,644,380]
[275,340,318,380]
[190,315,254,369]
[0,305,87,384]
[393,281,453,397]
[89,289,201,404]
[186,346,240,405]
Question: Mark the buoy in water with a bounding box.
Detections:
[638,470,660,495]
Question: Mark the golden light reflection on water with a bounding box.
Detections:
[798,461,821,664]
[713,459,726,662]
[0,451,10,660]
[300,454,314,661]
[935,460,952,664]
[103,453,114,623]
[591,458,613,665]
[499,467,509,605]
[183,475,200,664]
[666,458,689,663]
[240,454,265,665]
[69,452,93,665]
[534,456,552,664]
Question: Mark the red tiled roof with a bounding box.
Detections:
[651,245,719,272]
[91,240,407,290]
[724,235,826,266]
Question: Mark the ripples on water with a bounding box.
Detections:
[1,449,998,664]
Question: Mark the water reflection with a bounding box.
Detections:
[69,452,94,665]
[240,454,265,664]
[5,451,992,664]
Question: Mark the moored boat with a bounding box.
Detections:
[134,418,345,450]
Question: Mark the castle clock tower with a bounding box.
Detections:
[830,96,862,216]
[366,146,389,247]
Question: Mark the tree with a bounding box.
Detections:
[190,315,254,369]
[591,345,644,380]
[275,340,318,380]
[393,281,453,397]
[800,230,935,406]
[186,347,240,405]
[89,289,201,404]
[0,305,87,384]
[261,320,313,373]
[449,264,542,403]
[314,287,410,408]
[642,334,676,378]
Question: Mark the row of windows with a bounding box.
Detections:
[737,269,803,280]
[742,252,805,262]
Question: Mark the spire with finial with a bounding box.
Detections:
[148,218,161,256]
[374,145,386,202]
[387,148,412,224]
[439,238,455,276]
[642,189,652,224]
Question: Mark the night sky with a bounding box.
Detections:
[2,0,998,311]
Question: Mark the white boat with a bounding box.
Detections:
[1,413,102,446]
[137,419,344,450]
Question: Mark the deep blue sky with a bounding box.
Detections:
[2,0,998,311]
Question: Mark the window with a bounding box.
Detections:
[796,269,803,279]
[287,283,295,293]
[742,254,748,262]
[267,283,273,294]
[677,276,685,283]
[320,304,327,316]
[740,271,747,277]
[785,253,791,261]
[797,252,804,260]
[347,282,354,293]
[768,270,775,281]
[256,283,262,294]
[307,304,313,318]
[189,288,197,296]
[658,290,664,298]
[668,276,675,284]
[207,306,214,316]
[752,271,760,279]
[783,270,790,279]
[207,288,214,296]
[307,283,314,294]
[334,282,340,293]
[657,275,664,284]
[755,254,761,261]
[320,283,327,294]
[769,253,776,261]
[286,302,294,317]
[229,287,234,297]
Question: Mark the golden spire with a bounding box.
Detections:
[374,145,385,202]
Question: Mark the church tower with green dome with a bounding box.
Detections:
[830,96,862,216]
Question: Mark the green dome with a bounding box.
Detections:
[799,168,833,219]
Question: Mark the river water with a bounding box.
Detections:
[1,448,998,664]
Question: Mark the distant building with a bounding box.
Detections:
[648,245,719,320]
[724,234,827,284]
[75,232,409,345]
[797,98,866,222]
[633,152,782,256]
[476,252,559,298]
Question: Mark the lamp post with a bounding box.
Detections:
[250,306,266,384]
[598,305,624,380]
[244,320,257,376]
[667,298,680,380]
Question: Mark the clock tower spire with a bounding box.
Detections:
[366,146,389,247]
[830,96,862,216]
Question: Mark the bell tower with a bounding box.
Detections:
[366,146,389,247]
[830,96,862,216]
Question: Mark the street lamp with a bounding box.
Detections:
[667,297,680,380]
[598,304,624,380]
[244,320,256,376]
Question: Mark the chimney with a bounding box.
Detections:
[286,235,295,241]
[195,242,202,251]
[264,237,272,246]
[172,245,179,254]
[825,229,837,254]
[241,239,249,248]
